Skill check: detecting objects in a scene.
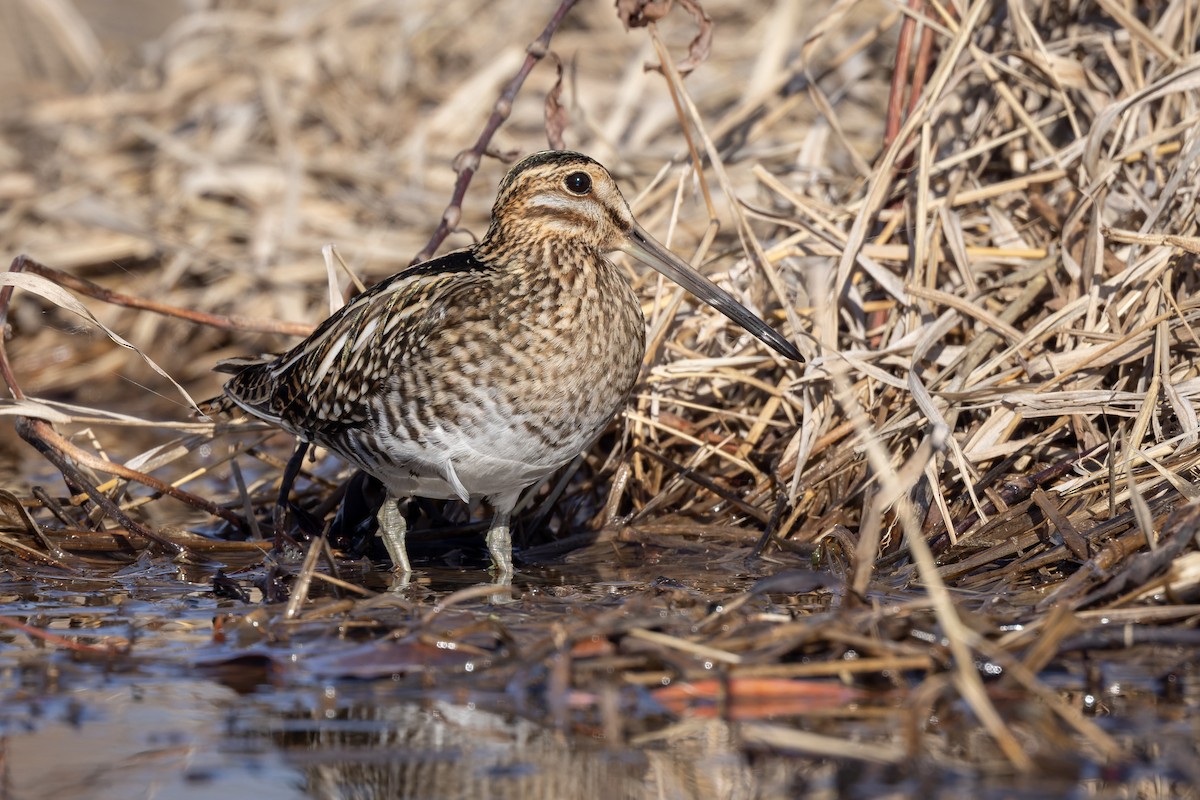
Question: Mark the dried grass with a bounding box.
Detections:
[1,0,1199,777]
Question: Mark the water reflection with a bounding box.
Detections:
[259,697,779,800]
[0,681,306,800]
[0,675,795,800]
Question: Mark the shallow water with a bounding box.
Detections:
[0,562,798,800]
[2,554,1198,800]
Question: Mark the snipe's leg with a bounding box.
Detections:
[274,441,309,553]
[376,495,411,576]
[485,507,514,582]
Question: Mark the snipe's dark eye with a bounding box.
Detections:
[564,171,592,195]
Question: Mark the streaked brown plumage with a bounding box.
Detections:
[213,151,801,580]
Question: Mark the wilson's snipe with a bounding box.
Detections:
[213,151,801,580]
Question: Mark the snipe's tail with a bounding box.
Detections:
[198,354,277,419]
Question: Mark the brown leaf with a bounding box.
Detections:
[615,0,673,30]
[618,0,713,76]
[673,0,713,75]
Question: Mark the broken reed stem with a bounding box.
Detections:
[18,414,248,535]
[15,417,187,556]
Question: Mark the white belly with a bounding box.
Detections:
[342,396,607,508]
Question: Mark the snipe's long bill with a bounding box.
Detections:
[212,150,801,584]
[620,225,801,361]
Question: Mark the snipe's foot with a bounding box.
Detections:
[376,496,412,577]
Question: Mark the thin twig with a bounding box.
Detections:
[7,255,312,337]
[411,0,580,263]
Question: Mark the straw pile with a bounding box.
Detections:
[1,0,1199,777]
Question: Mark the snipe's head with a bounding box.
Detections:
[486,151,634,252]
[487,150,803,362]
